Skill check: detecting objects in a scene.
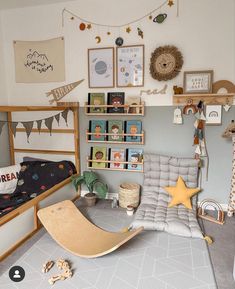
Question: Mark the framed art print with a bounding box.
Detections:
[205,105,222,125]
[183,70,213,94]
[88,47,114,88]
[116,45,144,87]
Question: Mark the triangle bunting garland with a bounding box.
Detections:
[0,109,70,141]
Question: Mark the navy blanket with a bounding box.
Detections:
[0,160,76,217]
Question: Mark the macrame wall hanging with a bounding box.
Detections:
[222,120,235,217]
[0,109,70,143]
[149,45,183,81]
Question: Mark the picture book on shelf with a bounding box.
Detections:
[109,148,126,169]
[88,93,105,113]
[89,120,106,141]
[90,146,107,168]
[126,96,141,114]
[127,148,143,171]
[107,120,123,142]
[125,120,142,142]
[107,92,125,113]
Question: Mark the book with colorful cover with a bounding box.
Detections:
[127,148,143,171]
[126,96,141,114]
[107,92,125,113]
[90,146,107,168]
[88,93,105,113]
[109,148,126,169]
[107,120,123,142]
[89,120,106,141]
[125,120,142,142]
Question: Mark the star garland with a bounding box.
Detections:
[62,0,178,44]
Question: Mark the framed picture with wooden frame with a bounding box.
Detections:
[183,70,213,94]
[205,105,222,125]
[116,45,144,88]
[88,47,114,88]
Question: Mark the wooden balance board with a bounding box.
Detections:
[37,200,143,258]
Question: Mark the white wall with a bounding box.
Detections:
[0,0,234,106]
[0,12,7,104]
[0,0,234,204]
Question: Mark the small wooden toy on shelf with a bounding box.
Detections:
[197,199,225,225]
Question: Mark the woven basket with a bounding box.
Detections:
[119,183,140,208]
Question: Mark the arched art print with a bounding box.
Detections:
[14,37,65,83]
[205,105,222,125]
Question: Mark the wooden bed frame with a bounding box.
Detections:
[0,104,80,261]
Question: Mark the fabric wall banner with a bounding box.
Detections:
[14,37,65,83]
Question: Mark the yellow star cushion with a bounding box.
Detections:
[164,176,200,209]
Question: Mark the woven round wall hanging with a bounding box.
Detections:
[150,45,183,81]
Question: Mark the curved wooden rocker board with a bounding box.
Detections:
[37,200,143,258]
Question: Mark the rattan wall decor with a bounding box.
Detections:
[150,45,183,81]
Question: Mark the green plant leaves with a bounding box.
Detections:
[71,171,108,198]
[71,175,84,191]
[84,171,98,185]
[94,181,108,199]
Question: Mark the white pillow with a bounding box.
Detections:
[0,164,21,194]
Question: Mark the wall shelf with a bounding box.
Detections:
[84,101,145,116]
[86,130,145,145]
[87,158,144,173]
[173,93,234,106]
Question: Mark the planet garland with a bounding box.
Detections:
[65,0,175,44]
[115,37,124,46]
[79,22,86,31]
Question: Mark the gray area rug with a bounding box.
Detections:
[201,215,235,289]
[0,199,217,289]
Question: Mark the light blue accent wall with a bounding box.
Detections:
[79,106,235,204]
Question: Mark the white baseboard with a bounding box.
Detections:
[81,190,118,200]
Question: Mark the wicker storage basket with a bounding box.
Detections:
[119,183,140,208]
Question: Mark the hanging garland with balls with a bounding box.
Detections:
[62,0,179,45]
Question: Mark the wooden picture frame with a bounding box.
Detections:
[183,70,213,94]
[88,47,114,88]
[205,105,222,125]
[116,45,144,88]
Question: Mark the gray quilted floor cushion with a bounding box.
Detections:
[132,154,203,238]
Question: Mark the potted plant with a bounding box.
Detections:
[71,171,108,206]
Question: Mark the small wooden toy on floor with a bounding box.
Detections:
[42,258,73,285]
[42,261,54,273]
[56,258,70,270]
[48,274,66,285]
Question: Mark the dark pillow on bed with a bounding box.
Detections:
[16,160,76,195]
[0,160,76,214]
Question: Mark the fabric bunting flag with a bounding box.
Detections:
[61,108,69,126]
[22,121,34,143]
[36,119,42,134]
[44,117,54,136]
[54,113,60,126]
[10,122,18,138]
[0,109,70,141]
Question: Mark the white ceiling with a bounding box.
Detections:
[0,0,77,10]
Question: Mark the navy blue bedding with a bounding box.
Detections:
[0,160,76,217]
